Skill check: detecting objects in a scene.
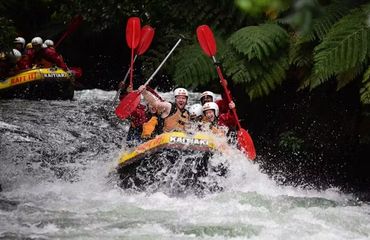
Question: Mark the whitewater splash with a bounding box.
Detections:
[0,89,369,239]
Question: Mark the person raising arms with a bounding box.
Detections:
[139,85,190,133]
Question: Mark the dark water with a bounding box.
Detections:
[0,90,369,239]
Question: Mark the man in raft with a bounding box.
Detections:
[138,85,190,133]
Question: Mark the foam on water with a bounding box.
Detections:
[0,90,369,239]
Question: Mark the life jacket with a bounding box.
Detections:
[201,119,227,137]
[163,103,189,132]
[141,113,164,139]
[31,48,67,70]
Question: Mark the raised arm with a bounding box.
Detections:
[139,85,172,117]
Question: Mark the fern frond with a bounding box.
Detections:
[227,23,289,61]
[310,6,370,89]
[246,53,289,99]
[337,63,366,90]
[360,66,370,104]
[289,36,314,67]
[172,43,217,88]
[306,0,350,41]
[222,45,261,84]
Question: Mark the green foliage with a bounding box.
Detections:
[361,66,370,104]
[235,0,289,16]
[336,63,366,90]
[172,22,290,99]
[224,23,290,99]
[172,43,217,89]
[279,0,323,35]
[308,5,370,89]
[58,0,138,31]
[304,0,350,41]
[289,36,313,67]
[0,17,16,51]
[223,41,289,94]
[279,130,305,154]
[228,23,289,61]
[246,53,289,99]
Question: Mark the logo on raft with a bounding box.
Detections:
[169,136,208,145]
[43,73,66,78]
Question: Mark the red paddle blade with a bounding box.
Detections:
[237,128,256,160]
[136,25,155,55]
[196,25,217,57]
[69,67,83,78]
[126,17,141,49]
[115,90,141,120]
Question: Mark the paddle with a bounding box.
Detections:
[126,17,141,91]
[112,25,155,107]
[55,15,83,48]
[196,25,256,160]
[115,38,182,120]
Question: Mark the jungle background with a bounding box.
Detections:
[1,0,369,198]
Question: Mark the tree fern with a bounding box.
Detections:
[222,45,263,84]
[227,23,289,61]
[304,0,350,42]
[309,5,370,89]
[246,53,289,99]
[172,43,217,88]
[336,62,366,90]
[289,35,314,67]
[360,66,370,104]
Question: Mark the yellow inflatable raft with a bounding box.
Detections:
[116,131,230,194]
[0,67,74,100]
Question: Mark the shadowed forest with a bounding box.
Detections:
[1,0,370,198]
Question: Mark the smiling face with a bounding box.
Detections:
[201,95,213,105]
[175,95,187,110]
[204,109,216,122]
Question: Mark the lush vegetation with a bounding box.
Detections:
[2,0,368,102]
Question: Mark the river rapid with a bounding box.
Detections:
[0,89,369,239]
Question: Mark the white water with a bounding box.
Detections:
[0,89,369,239]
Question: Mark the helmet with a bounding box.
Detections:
[44,39,54,47]
[202,102,219,117]
[31,37,43,46]
[42,43,47,48]
[8,49,22,63]
[14,37,26,47]
[200,91,215,103]
[189,104,203,117]
[173,88,188,97]
[12,49,21,58]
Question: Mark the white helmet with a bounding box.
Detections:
[12,49,21,58]
[189,103,203,117]
[8,49,22,63]
[200,91,215,103]
[173,87,188,97]
[42,43,47,48]
[44,39,54,47]
[14,37,26,47]
[202,102,219,117]
[31,37,43,46]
